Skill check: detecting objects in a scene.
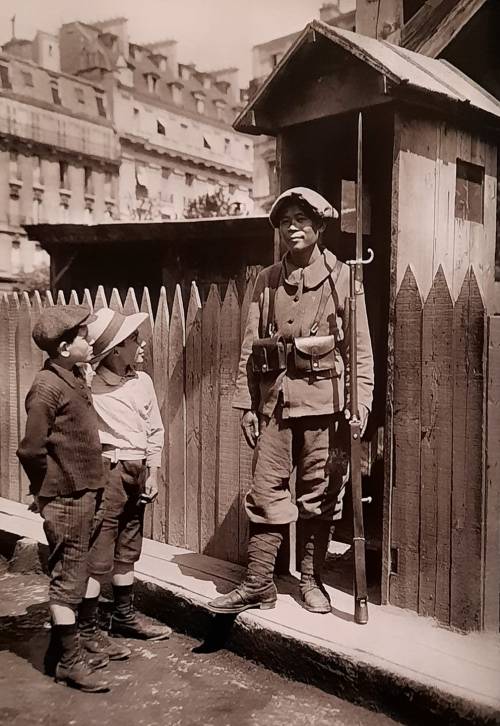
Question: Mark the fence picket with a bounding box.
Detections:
[31,292,44,373]
[200,285,221,555]
[450,269,485,631]
[140,288,154,381]
[167,285,186,547]
[82,289,94,311]
[185,282,202,552]
[214,280,241,563]
[419,267,453,622]
[108,288,123,313]
[237,278,254,564]
[69,290,79,305]
[93,285,107,311]
[56,290,66,306]
[0,296,10,499]
[152,288,169,542]
[390,267,422,611]
[17,293,34,501]
[7,295,20,501]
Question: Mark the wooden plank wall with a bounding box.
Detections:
[390,266,487,631]
[0,283,253,566]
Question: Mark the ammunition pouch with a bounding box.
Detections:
[292,335,337,375]
[251,336,287,375]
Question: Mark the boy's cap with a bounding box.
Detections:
[269,187,338,228]
[32,304,92,352]
[87,307,148,361]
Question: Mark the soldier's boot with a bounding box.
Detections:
[299,519,332,614]
[53,623,110,692]
[207,523,284,614]
[110,585,172,641]
[79,597,131,660]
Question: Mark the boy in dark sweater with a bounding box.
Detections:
[17,305,109,693]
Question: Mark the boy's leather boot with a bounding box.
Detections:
[207,523,284,614]
[110,585,172,641]
[299,519,332,614]
[53,623,110,692]
[44,620,109,675]
[79,597,131,660]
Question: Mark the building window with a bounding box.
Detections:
[9,151,20,180]
[145,74,158,94]
[159,57,168,72]
[84,207,94,225]
[228,183,236,195]
[84,167,93,194]
[59,203,69,223]
[171,85,182,105]
[0,64,11,89]
[32,197,42,224]
[59,161,69,189]
[104,172,113,199]
[224,138,231,154]
[51,82,61,105]
[11,237,21,272]
[32,156,42,186]
[75,87,85,104]
[196,98,205,114]
[133,107,140,132]
[185,173,194,187]
[96,95,106,117]
[135,165,148,199]
[157,119,166,135]
[455,159,484,224]
[21,70,34,87]
[203,136,211,150]
[161,166,171,179]
[271,52,282,68]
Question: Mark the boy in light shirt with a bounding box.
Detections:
[78,308,171,662]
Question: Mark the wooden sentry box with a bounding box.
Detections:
[235,20,500,631]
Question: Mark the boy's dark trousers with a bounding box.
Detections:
[84,459,171,641]
[38,490,110,692]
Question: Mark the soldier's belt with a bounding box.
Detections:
[252,335,337,376]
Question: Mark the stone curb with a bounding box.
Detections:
[3,535,500,726]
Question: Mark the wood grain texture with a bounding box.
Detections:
[484,315,500,631]
[200,285,221,555]
[450,269,485,631]
[0,295,11,499]
[185,282,202,552]
[16,293,34,502]
[7,295,20,501]
[419,267,453,622]
[152,287,169,543]
[390,266,422,611]
[214,280,241,564]
[167,285,186,547]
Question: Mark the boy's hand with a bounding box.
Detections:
[144,468,159,499]
[28,497,40,514]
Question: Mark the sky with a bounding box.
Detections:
[0,0,354,85]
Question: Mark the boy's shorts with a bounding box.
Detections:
[38,489,98,607]
[87,459,147,576]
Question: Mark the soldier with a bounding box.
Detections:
[207,187,374,615]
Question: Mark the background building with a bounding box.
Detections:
[0,32,120,289]
[59,18,253,223]
[0,17,254,288]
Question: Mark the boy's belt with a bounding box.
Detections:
[101,445,146,463]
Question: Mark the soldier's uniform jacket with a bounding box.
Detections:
[232,248,374,418]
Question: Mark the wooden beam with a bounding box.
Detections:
[401,0,487,57]
[356,0,404,43]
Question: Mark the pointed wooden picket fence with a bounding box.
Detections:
[0,280,259,566]
[389,265,493,632]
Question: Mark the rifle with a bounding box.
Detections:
[347,112,374,625]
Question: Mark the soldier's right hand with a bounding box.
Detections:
[241,410,259,449]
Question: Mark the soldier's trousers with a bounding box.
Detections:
[245,401,349,526]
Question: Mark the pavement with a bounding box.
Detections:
[1,496,499,726]
[0,567,400,726]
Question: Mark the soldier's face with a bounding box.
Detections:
[278,203,324,253]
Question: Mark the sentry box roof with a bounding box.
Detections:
[234,20,500,136]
